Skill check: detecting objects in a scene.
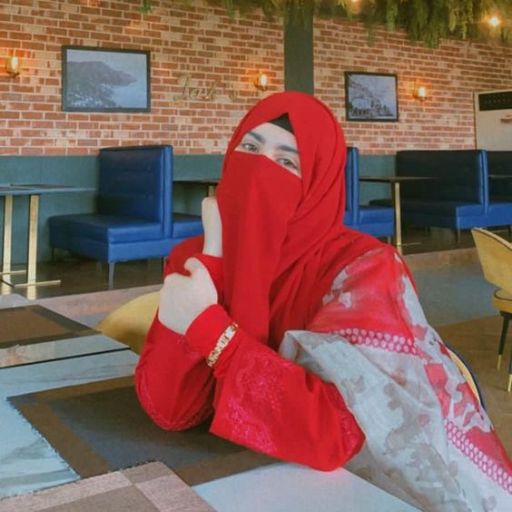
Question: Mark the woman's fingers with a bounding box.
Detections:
[202,197,222,257]
[183,257,205,274]
[158,263,218,334]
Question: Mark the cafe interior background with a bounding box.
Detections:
[0,0,511,509]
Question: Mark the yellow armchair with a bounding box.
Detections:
[472,227,512,392]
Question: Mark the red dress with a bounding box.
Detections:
[135,248,365,471]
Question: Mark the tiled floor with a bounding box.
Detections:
[0,257,164,301]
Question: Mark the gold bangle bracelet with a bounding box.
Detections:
[206,322,239,367]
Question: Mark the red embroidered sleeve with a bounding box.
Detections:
[135,252,365,471]
[185,305,365,470]
[134,251,222,431]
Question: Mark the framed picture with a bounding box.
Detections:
[62,46,150,112]
[344,72,398,122]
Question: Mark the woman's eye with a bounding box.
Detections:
[277,157,298,170]
[239,141,259,153]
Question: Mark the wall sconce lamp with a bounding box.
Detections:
[487,15,501,28]
[254,72,269,92]
[5,56,20,77]
[413,84,427,102]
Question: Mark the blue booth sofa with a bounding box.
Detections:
[344,147,394,238]
[488,151,512,202]
[49,145,203,288]
[386,150,512,235]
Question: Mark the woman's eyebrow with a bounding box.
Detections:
[277,144,298,154]
[246,131,264,143]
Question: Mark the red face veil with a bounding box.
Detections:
[216,92,378,347]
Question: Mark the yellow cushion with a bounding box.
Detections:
[447,347,481,406]
[96,291,160,354]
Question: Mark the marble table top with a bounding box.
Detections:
[0,322,419,511]
[0,304,128,368]
[0,349,138,498]
[194,462,420,511]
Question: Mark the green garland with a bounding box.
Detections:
[140,0,512,47]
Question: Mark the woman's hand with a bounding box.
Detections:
[202,197,222,257]
[158,257,218,335]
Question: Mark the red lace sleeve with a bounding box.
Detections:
[135,317,214,430]
[134,243,222,431]
[185,305,366,471]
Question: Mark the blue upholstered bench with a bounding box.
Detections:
[344,147,394,238]
[49,145,203,288]
[372,150,512,237]
[395,150,489,230]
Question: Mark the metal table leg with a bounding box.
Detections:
[14,195,60,288]
[1,195,25,283]
[391,181,403,254]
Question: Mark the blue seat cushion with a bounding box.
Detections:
[49,214,163,243]
[486,202,512,224]
[172,213,203,238]
[400,200,484,216]
[359,206,394,223]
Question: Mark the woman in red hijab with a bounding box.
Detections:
[136,92,511,510]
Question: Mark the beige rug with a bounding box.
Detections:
[0,462,213,512]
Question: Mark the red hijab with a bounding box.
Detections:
[177,92,382,348]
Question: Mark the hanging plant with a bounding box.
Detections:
[140,0,512,47]
[140,0,152,14]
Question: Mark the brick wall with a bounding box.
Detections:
[0,0,283,155]
[315,18,512,154]
[2,1,511,157]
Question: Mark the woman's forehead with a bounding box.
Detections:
[244,122,298,148]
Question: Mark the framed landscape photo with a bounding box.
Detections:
[344,72,398,122]
[62,46,150,112]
